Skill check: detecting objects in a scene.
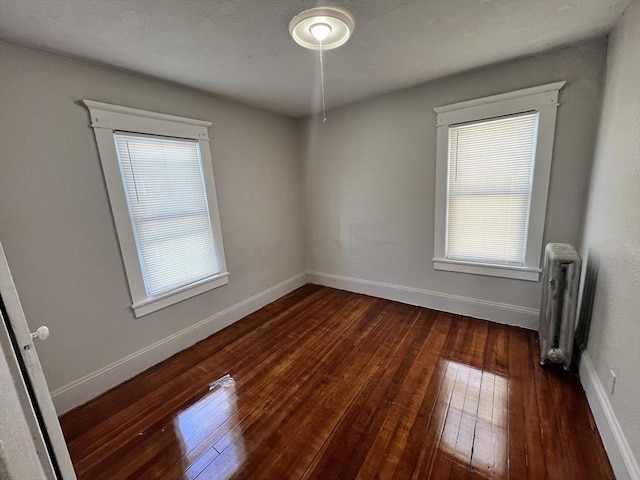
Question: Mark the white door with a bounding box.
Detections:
[0,242,77,480]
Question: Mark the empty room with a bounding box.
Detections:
[0,0,638,479]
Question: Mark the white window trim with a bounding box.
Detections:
[433,81,566,282]
[84,100,229,317]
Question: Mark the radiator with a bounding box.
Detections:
[539,243,581,370]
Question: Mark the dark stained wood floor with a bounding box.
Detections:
[60,285,614,479]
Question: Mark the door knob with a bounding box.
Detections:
[31,326,49,341]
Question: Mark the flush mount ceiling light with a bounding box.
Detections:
[289,6,355,122]
[289,6,355,50]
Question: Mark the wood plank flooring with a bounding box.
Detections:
[60,285,614,479]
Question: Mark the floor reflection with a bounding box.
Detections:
[437,361,507,478]
[173,375,246,479]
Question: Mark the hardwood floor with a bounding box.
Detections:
[60,285,614,479]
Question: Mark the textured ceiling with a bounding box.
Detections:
[0,0,631,117]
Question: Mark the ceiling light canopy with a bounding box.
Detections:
[289,6,355,50]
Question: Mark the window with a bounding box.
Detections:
[446,113,538,265]
[433,82,565,281]
[85,100,228,317]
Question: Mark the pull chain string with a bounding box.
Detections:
[124,138,140,203]
[318,39,327,123]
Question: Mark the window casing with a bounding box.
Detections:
[433,82,565,281]
[85,100,228,317]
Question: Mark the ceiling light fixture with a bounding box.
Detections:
[289,6,355,122]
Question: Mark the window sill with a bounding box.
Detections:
[131,273,230,317]
[433,258,540,281]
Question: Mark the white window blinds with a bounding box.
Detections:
[446,112,539,265]
[114,132,221,296]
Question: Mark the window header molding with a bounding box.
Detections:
[434,81,566,127]
[83,100,211,140]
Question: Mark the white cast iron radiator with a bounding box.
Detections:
[539,243,582,370]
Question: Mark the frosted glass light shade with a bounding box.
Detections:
[310,23,332,42]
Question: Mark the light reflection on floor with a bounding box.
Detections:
[437,360,508,478]
[173,376,246,480]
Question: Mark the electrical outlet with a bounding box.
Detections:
[608,370,617,395]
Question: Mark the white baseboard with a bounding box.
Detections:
[307,271,539,330]
[579,352,640,480]
[51,272,308,415]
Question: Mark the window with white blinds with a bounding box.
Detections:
[114,133,221,296]
[446,113,539,265]
[433,82,565,281]
[85,100,228,317]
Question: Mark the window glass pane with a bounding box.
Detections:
[114,133,220,296]
[447,113,539,265]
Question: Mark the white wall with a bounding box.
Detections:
[0,41,306,412]
[300,40,606,327]
[578,2,640,478]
